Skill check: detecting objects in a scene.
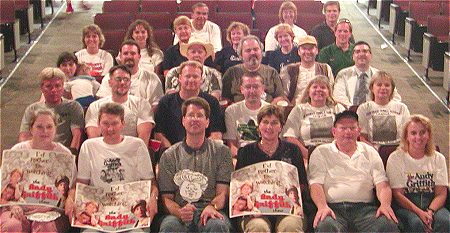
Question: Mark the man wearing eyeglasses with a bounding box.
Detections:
[308,110,400,232]
[333,41,401,108]
[223,73,269,159]
[158,97,233,232]
[97,40,164,110]
[85,65,154,147]
[317,18,355,76]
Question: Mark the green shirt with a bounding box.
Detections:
[317,43,355,76]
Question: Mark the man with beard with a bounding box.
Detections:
[85,65,154,147]
[97,40,163,109]
[223,73,269,159]
[333,41,401,108]
[165,38,222,100]
[222,35,286,104]
[280,35,334,104]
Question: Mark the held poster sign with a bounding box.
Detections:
[1,149,76,209]
[229,161,303,218]
[72,180,152,233]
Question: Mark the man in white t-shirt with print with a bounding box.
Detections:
[224,73,269,158]
[67,102,158,231]
[85,65,154,147]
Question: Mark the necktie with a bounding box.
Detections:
[353,73,368,106]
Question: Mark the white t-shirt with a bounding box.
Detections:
[265,24,307,52]
[357,100,410,146]
[139,48,163,73]
[308,141,388,203]
[77,136,155,189]
[85,95,154,137]
[173,20,222,52]
[283,103,345,146]
[386,150,448,194]
[75,49,114,77]
[97,69,164,106]
[64,76,100,99]
[223,100,269,147]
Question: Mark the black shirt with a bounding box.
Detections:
[154,92,225,145]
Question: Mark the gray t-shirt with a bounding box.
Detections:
[19,99,84,148]
[158,139,233,206]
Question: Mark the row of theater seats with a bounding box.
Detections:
[97,0,325,56]
[103,0,324,15]
[386,0,449,80]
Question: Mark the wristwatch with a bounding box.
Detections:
[209,203,219,210]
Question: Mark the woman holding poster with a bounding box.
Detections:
[0,108,75,232]
[235,105,313,232]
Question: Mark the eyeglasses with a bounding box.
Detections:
[113,77,131,82]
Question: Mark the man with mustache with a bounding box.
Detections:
[97,40,163,109]
[222,35,286,104]
[165,38,222,100]
[333,41,401,108]
[85,65,154,147]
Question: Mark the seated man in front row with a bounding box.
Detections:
[66,102,158,232]
[308,110,399,232]
[158,97,234,232]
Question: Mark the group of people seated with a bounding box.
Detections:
[1,1,449,233]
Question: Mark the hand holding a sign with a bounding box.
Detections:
[200,204,224,226]
[178,203,197,223]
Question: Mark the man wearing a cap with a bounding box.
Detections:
[222,35,286,104]
[333,41,401,108]
[97,40,164,109]
[172,2,222,53]
[155,61,225,151]
[308,110,399,232]
[165,38,222,100]
[280,35,333,104]
[317,19,354,76]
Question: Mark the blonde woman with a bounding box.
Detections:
[283,76,345,162]
[386,115,449,232]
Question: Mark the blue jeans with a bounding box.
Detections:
[395,192,450,232]
[159,204,232,233]
[315,202,399,232]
